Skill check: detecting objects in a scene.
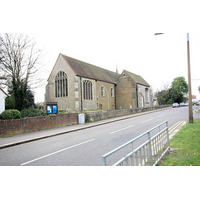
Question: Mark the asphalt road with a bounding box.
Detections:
[0,106,199,166]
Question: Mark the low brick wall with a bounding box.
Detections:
[0,113,78,135]
[86,105,171,122]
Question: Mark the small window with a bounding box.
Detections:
[101,86,105,97]
[145,88,149,102]
[111,87,114,97]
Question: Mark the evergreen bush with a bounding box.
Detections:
[167,99,174,104]
[21,107,46,118]
[0,109,21,120]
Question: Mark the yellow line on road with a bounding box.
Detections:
[149,121,185,149]
[168,121,185,134]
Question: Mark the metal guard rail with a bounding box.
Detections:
[102,121,170,166]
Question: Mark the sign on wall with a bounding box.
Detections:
[46,102,58,114]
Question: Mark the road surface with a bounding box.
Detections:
[0,106,199,166]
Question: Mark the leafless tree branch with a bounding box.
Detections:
[0,33,44,90]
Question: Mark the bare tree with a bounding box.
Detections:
[0,33,44,110]
[161,81,170,90]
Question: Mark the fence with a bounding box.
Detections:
[102,121,170,166]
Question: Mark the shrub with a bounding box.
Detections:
[59,110,67,113]
[5,96,15,110]
[167,99,174,104]
[21,107,46,118]
[0,109,21,120]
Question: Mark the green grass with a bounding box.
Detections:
[59,110,105,113]
[84,110,104,113]
[157,119,200,166]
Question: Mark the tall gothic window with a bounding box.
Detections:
[83,80,92,100]
[55,71,68,98]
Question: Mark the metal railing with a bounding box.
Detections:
[102,121,170,166]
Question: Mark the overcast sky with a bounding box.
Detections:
[2,0,200,102]
[29,32,200,102]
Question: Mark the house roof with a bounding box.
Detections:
[61,54,120,84]
[125,70,150,87]
[0,88,9,97]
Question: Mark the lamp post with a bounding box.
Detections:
[187,33,193,123]
[155,33,193,123]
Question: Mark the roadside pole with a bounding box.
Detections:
[187,33,193,123]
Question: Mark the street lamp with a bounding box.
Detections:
[155,33,193,123]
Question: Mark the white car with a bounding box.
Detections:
[172,103,179,108]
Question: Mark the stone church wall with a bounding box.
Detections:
[116,74,137,109]
[137,84,151,108]
[96,81,115,110]
[45,55,77,111]
[82,77,97,110]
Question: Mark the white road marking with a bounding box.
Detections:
[21,138,95,166]
[141,118,154,123]
[157,114,165,118]
[109,125,135,135]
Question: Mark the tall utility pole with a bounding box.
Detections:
[187,33,193,123]
[155,33,194,123]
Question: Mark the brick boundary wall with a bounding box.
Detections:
[0,105,171,135]
[0,113,78,135]
[85,105,171,123]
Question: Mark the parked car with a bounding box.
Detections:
[172,103,179,108]
[179,102,185,107]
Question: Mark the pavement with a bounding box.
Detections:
[0,106,199,150]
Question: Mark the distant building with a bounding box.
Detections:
[0,88,8,114]
[187,94,197,102]
[45,54,152,111]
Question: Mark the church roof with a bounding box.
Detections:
[61,54,120,84]
[125,70,150,87]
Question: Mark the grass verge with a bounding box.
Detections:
[157,119,200,166]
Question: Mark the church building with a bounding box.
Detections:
[45,54,151,111]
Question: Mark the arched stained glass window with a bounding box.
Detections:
[55,71,68,98]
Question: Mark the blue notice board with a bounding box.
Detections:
[47,106,52,114]
[53,106,57,114]
[46,102,58,114]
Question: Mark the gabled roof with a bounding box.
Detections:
[61,54,119,84]
[125,70,150,87]
[0,88,9,97]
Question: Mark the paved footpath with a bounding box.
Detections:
[0,107,199,149]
